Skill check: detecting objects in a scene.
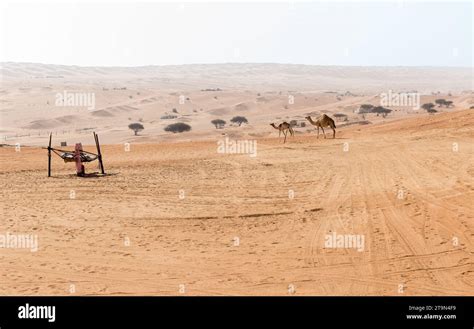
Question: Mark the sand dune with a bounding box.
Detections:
[2,62,472,92]
[91,110,114,117]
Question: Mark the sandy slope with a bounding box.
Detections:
[0,109,472,295]
[1,63,472,147]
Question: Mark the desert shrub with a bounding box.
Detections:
[164,122,191,133]
[230,116,248,126]
[289,120,298,127]
[435,99,447,107]
[172,108,178,113]
[128,123,144,135]
[358,104,374,113]
[435,99,453,107]
[211,119,226,129]
[161,114,178,120]
[371,106,392,117]
[422,103,435,111]
[427,108,438,114]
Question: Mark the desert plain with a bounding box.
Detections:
[0,63,473,295]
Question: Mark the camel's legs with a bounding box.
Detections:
[279,130,281,138]
[321,126,326,138]
[317,126,319,138]
[332,127,336,138]
[283,130,287,143]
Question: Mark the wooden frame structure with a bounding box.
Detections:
[45,132,105,177]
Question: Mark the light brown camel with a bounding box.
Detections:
[270,122,294,143]
[305,114,336,139]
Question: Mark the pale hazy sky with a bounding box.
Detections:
[0,1,472,67]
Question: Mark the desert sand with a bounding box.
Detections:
[1,63,473,146]
[0,63,473,295]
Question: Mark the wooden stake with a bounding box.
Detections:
[48,132,52,177]
[94,132,105,174]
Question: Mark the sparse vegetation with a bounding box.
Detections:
[161,114,178,120]
[435,99,453,107]
[128,123,144,135]
[164,122,191,133]
[422,103,436,111]
[371,106,392,118]
[230,116,248,126]
[358,104,374,114]
[211,119,226,129]
[435,99,446,107]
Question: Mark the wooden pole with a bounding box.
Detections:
[94,132,105,174]
[48,133,52,177]
[75,143,85,176]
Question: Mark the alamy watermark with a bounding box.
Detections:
[18,303,55,323]
[380,90,420,110]
[324,232,365,252]
[0,232,38,252]
[217,137,257,157]
[55,90,95,110]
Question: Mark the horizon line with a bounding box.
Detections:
[1,61,472,70]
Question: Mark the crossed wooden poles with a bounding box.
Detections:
[45,132,105,177]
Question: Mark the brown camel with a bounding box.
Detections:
[270,122,294,143]
[305,114,336,139]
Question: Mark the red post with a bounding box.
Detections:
[74,143,85,176]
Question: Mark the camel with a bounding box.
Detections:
[305,114,336,139]
[270,122,294,143]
